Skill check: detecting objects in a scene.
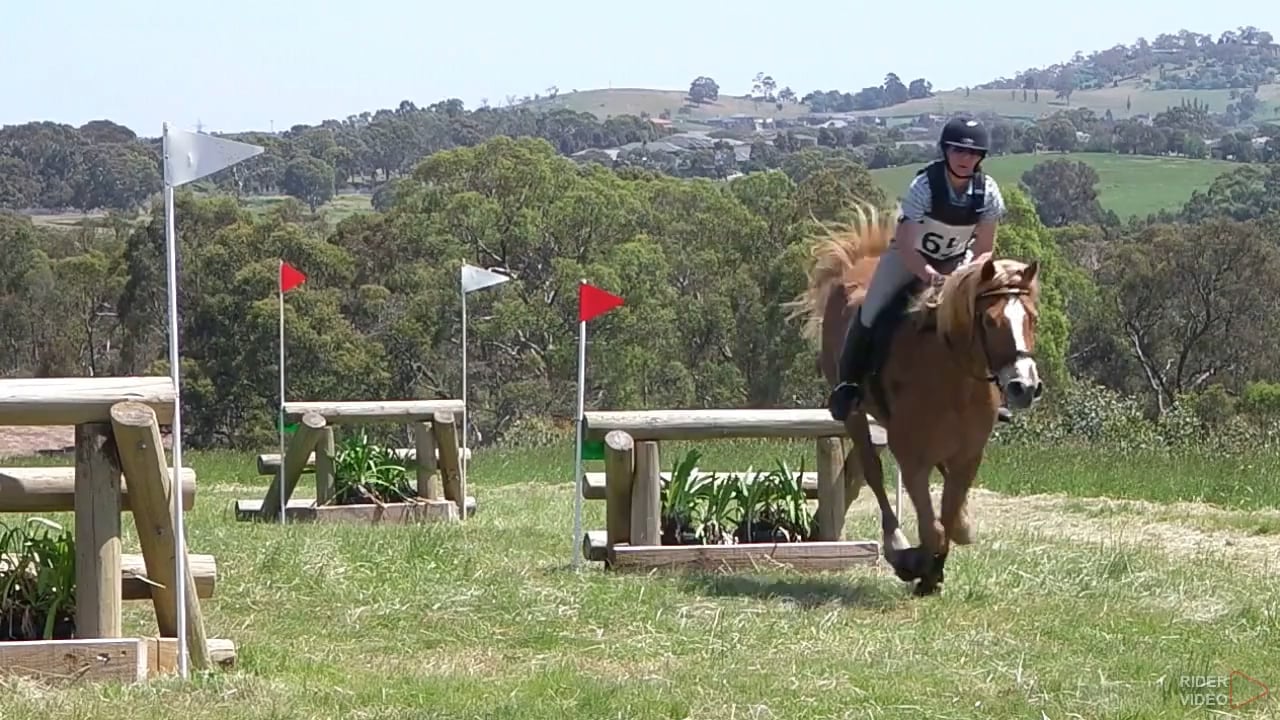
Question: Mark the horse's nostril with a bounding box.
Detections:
[1007,380,1027,397]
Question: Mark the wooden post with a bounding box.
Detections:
[630,441,661,546]
[602,430,635,547]
[107,401,210,671]
[431,410,463,517]
[257,411,327,520]
[815,436,845,541]
[411,421,439,499]
[73,422,122,639]
[314,427,335,505]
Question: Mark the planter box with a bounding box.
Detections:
[234,496,477,524]
[582,530,881,572]
[0,637,236,683]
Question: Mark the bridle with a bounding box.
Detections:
[944,286,1034,386]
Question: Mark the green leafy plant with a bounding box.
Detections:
[329,430,416,505]
[0,517,77,641]
[657,449,815,546]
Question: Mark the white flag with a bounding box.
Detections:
[163,125,264,187]
[461,263,512,293]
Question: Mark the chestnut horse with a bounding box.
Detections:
[788,205,1044,596]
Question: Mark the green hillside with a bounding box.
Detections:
[870,153,1239,219]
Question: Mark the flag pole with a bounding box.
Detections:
[459,280,469,516]
[571,279,588,570]
[161,123,189,679]
[277,260,287,525]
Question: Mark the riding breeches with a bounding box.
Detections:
[859,243,918,328]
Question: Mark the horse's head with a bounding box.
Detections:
[919,257,1044,411]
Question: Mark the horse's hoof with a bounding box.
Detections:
[891,546,929,582]
[912,578,943,597]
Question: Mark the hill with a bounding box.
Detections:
[521,79,1280,125]
[521,26,1280,125]
[869,152,1239,219]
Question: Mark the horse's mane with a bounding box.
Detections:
[785,202,897,344]
[787,200,1039,349]
[911,258,1038,343]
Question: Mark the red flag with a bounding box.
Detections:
[578,281,624,322]
[280,261,306,293]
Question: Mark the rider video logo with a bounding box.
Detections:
[1178,671,1269,709]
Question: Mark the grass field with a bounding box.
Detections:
[871,152,1239,219]
[530,80,1280,124]
[1,438,1278,718]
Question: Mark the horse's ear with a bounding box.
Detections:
[1022,260,1040,286]
[980,258,996,283]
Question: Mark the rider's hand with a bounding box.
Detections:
[922,267,945,287]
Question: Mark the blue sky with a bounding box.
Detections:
[1,0,1274,135]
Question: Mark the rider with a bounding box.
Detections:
[827,115,1012,424]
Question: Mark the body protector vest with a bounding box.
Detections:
[910,160,985,265]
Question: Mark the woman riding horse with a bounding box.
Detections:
[827,116,1013,424]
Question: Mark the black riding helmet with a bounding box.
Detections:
[939,116,989,179]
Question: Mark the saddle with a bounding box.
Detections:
[861,253,966,416]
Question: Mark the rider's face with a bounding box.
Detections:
[945,146,982,175]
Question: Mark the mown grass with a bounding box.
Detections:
[0,440,1277,719]
[870,151,1238,220]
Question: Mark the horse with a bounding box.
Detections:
[787,204,1045,596]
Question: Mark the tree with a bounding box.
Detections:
[282,156,336,212]
[1098,218,1280,413]
[688,76,719,104]
[1019,159,1110,227]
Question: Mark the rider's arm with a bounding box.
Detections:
[895,175,941,283]
[895,221,936,282]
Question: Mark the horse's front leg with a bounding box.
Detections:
[888,458,945,591]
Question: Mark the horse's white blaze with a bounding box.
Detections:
[1001,295,1040,388]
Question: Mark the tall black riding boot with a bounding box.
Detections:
[827,310,874,422]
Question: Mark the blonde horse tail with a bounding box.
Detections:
[784,201,899,345]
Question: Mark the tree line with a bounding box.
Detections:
[6,130,1280,454]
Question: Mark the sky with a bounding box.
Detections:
[1,0,1277,135]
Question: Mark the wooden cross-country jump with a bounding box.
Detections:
[235,399,477,524]
[0,376,235,683]
[578,407,897,572]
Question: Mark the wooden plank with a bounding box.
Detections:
[411,422,439,500]
[73,423,122,639]
[257,412,327,521]
[581,470,820,500]
[582,529,608,562]
[108,401,209,671]
[147,637,237,675]
[630,441,660,546]
[431,410,464,516]
[0,466,197,513]
[283,399,465,424]
[0,377,175,426]
[602,430,634,547]
[582,409,888,444]
[314,428,335,505]
[255,446,472,475]
[607,540,882,572]
[0,638,147,683]
[814,437,845,541]
[0,552,216,601]
[234,496,478,522]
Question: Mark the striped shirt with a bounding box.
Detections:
[899,168,1006,224]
